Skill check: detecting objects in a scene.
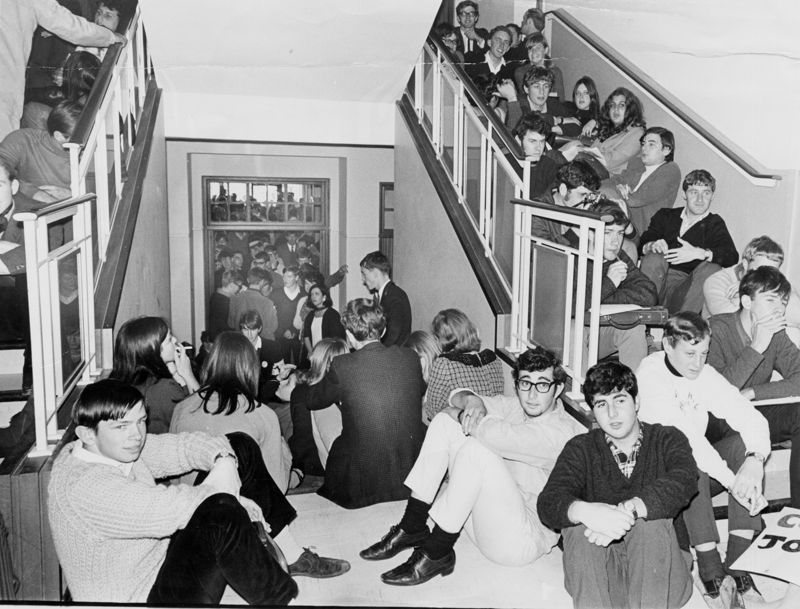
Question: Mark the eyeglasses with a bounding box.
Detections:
[459,10,477,17]
[516,379,557,393]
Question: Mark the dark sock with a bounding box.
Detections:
[725,534,754,577]
[398,497,430,534]
[696,547,725,581]
[421,525,459,560]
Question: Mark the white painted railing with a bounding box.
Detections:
[508,200,606,399]
[16,196,97,455]
[406,37,533,293]
[19,7,153,455]
[64,4,152,278]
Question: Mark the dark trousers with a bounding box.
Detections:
[147,432,298,605]
[640,253,720,314]
[708,405,800,507]
[683,432,762,546]
[289,399,324,476]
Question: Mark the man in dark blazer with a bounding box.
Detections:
[291,298,425,509]
[639,169,738,314]
[360,250,411,347]
[276,231,300,268]
[463,26,515,83]
[453,0,488,56]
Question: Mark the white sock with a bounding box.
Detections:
[275,525,304,564]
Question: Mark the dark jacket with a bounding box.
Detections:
[638,207,738,274]
[302,307,346,345]
[537,423,697,531]
[590,250,658,308]
[293,342,426,509]
[380,281,412,347]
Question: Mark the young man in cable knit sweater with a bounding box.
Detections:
[538,360,696,609]
[47,379,347,605]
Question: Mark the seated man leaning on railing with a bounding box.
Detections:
[580,201,657,372]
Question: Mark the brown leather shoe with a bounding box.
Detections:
[289,548,350,578]
[360,525,430,561]
[381,548,455,586]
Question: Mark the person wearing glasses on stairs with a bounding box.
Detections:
[360,346,585,586]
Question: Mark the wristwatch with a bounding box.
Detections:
[745,451,766,464]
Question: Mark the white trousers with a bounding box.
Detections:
[404,414,555,566]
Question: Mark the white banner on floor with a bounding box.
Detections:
[731,507,800,585]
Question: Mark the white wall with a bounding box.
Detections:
[533,0,800,171]
[165,140,393,343]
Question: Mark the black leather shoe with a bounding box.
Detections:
[253,521,289,574]
[701,575,726,599]
[381,548,455,586]
[359,525,429,561]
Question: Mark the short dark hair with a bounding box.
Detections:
[513,112,551,141]
[739,266,791,303]
[488,25,511,41]
[247,266,270,286]
[99,0,134,31]
[73,379,143,429]
[342,298,386,341]
[307,283,333,309]
[664,312,710,347]
[557,160,601,191]
[524,31,548,51]
[456,0,478,15]
[523,66,554,89]
[0,158,16,181]
[238,310,263,331]
[513,346,566,385]
[588,200,629,229]
[642,126,675,162]
[522,8,545,31]
[217,248,233,260]
[682,169,716,193]
[582,361,638,408]
[47,100,83,138]
[360,251,391,276]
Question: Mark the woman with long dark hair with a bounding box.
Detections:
[170,331,292,492]
[561,86,646,176]
[559,75,601,138]
[301,283,345,355]
[110,316,199,434]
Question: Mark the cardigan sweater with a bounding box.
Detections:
[707,312,800,400]
[595,126,645,175]
[638,207,739,274]
[301,307,346,347]
[636,351,771,488]
[537,423,697,531]
[48,432,231,603]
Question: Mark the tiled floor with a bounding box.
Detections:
[223,493,721,608]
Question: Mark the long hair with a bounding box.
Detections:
[298,338,348,386]
[572,76,600,122]
[197,332,259,415]
[111,316,172,385]
[597,87,645,142]
[61,51,100,101]
[406,330,441,383]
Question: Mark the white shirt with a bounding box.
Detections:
[483,51,506,74]
[73,440,134,476]
[679,207,710,236]
[633,161,663,191]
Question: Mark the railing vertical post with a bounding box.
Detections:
[431,50,442,153]
[78,199,98,378]
[66,145,82,197]
[453,81,464,193]
[93,129,110,261]
[414,51,424,117]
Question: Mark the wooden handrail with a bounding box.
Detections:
[548,9,781,182]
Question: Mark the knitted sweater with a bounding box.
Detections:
[537,423,697,531]
[636,352,771,488]
[48,432,231,603]
[707,312,800,400]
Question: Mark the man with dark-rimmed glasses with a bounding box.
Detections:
[359,346,586,586]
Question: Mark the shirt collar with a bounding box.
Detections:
[663,353,683,377]
[680,207,710,230]
[483,51,506,72]
[377,279,390,301]
[73,441,134,475]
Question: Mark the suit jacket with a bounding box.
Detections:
[602,158,682,237]
[294,342,426,508]
[275,242,298,268]
[380,281,412,347]
[639,207,738,274]
[454,26,488,55]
